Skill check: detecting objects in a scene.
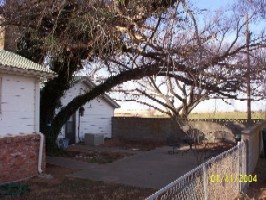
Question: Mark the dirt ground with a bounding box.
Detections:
[99,138,166,151]
[55,138,166,164]
[60,138,235,165]
[1,163,155,200]
[239,158,266,200]
[1,139,164,200]
[2,139,264,200]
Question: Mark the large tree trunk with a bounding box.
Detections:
[45,64,165,152]
[40,76,71,152]
[40,77,69,132]
[40,57,80,152]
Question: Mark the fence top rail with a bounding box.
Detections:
[145,141,245,200]
[113,117,262,123]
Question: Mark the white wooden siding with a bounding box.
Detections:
[0,76,2,113]
[0,74,38,136]
[59,82,115,141]
[34,80,40,132]
[79,98,114,139]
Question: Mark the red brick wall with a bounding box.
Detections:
[0,133,46,184]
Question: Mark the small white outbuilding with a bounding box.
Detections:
[59,77,120,144]
[0,50,55,135]
[0,50,55,184]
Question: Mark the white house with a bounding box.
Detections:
[59,77,119,144]
[0,50,55,134]
[0,50,55,184]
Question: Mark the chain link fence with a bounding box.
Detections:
[146,141,247,200]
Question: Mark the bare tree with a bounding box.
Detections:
[232,0,266,119]
[1,0,179,150]
[112,76,211,119]
[0,0,265,151]
[109,0,266,119]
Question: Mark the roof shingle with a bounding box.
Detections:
[0,50,55,75]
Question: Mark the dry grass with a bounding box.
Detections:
[115,111,266,119]
[238,158,266,200]
[188,112,266,120]
[51,150,133,164]
[101,138,165,151]
[192,142,235,164]
[73,150,133,163]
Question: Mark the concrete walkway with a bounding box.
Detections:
[47,146,199,189]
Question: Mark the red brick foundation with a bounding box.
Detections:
[0,133,46,184]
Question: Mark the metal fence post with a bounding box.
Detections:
[145,142,245,200]
[203,163,208,200]
[238,142,242,193]
[242,141,248,192]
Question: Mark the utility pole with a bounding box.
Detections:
[246,13,251,121]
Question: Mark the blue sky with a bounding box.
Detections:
[190,0,266,112]
[192,0,228,10]
[115,0,266,113]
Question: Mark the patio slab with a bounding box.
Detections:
[47,146,200,189]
